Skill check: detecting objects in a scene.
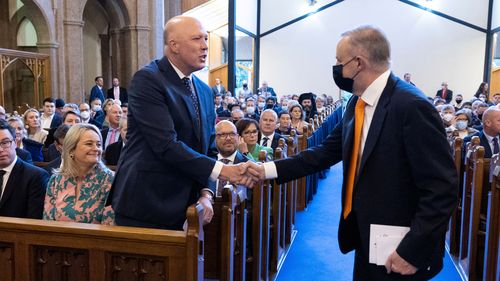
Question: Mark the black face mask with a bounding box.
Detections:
[242,83,248,88]
[265,104,274,109]
[332,57,357,93]
[455,99,462,104]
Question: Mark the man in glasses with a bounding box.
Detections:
[0,119,49,219]
[214,120,249,197]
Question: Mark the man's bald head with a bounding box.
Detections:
[482,106,500,136]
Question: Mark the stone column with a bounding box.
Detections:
[62,19,85,103]
[36,42,59,100]
[99,34,111,88]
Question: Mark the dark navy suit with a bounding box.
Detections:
[89,85,105,104]
[463,131,496,158]
[274,73,458,280]
[0,158,49,219]
[110,57,217,230]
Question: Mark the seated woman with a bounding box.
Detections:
[24,108,48,144]
[6,116,33,164]
[235,118,273,161]
[448,109,479,140]
[43,123,114,225]
[288,102,309,135]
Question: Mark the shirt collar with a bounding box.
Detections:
[168,58,192,80]
[3,156,18,174]
[359,69,391,106]
[262,132,275,140]
[483,131,498,143]
[217,151,237,163]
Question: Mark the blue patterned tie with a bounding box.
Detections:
[182,77,201,128]
[217,158,231,196]
[493,137,499,154]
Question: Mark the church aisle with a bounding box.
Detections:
[276,162,462,281]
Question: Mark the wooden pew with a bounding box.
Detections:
[296,125,310,211]
[204,187,237,281]
[465,145,490,279]
[483,154,500,281]
[233,186,248,281]
[460,136,481,264]
[448,137,463,256]
[269,148,286,277]
[0,204,204,281]
[285,133,298,244]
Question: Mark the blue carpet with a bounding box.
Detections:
[276,162,462,281]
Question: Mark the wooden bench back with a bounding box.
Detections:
[0,204,204,281]
[484,154,500,281]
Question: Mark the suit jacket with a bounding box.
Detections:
[49,113,62,129]
[43,156,61,176]
[104,141,124,166]
[101,127,121,150]
[258,86,277,97]
[435,89,453,103]
[107,87,129,104]
[89,85,105,104]
[0,158,50,219]
[16,147,33,164]
[262,132,285,153]
[274,73,458,279]
[211,84,226,95]
[463,130,495,158]
[110,57,217,230]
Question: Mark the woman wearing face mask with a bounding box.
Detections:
[451,109,478,139]
[90,98,105,126]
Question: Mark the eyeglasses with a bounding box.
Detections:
[216,132,238,139]
[243,130,258,136]
[0,139,13,149]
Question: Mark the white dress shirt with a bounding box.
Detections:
[263,70,391,179]
[0,156,17,200]
[483,131,499,154]
[41,113,54,129]
[113,86,120,101]
[261,132,275,148]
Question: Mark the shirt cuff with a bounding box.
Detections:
[263,162,278,179]
[200,188,214,196]
[210,161,224,181]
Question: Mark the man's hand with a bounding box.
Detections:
[219,163,258,187]
[385,251,418,275]
[245,161,266,181]
[197,196,213,225]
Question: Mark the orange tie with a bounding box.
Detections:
[343,98,365,219]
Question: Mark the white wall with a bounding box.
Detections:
[236,0,257,34]
[259,0,486,100]
[493,0,500,30]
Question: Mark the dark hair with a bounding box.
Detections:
[235,118,261,140]
[215,94,222,98]
[62,111,81,122]
[121,103,128,108]
[54,124,71,144]
[278,110,290,118]
[43,97,55,104]
[266,96,277,103]
[0,119,16,140]
[474,82,487,98]
[95,76,103,82]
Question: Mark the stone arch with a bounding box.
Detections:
[4,2,51,50]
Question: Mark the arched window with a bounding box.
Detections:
[17,17,37,46]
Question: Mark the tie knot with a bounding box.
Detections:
[0,170,6,177]
[182,77,191,87]
[220,158,231,164]
[494,137,498,143]
[356,98,366,108]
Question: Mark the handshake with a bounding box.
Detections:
[219,162,267,187]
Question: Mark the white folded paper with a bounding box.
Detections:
[369,224,410,266]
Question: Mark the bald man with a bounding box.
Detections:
[464,106,500,158]
[110,16,255,230]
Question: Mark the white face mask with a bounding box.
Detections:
[281,105,288,111]
[442,113,454,122]
[80,111,90,120]
[92,105,101,112]
[246,106,255,114]
[258,102,265,109]
[456,120,468,130]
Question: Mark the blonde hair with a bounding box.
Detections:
[22,108,41,134]
[56,123,105,178]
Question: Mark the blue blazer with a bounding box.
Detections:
[274,73,458,279]
[463,130,495,158]
[0,158,49,219]
[89,85,105,104]
[110,57,217,229]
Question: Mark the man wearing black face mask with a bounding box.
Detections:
[246,25,457,281]
[453,94,463,111]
